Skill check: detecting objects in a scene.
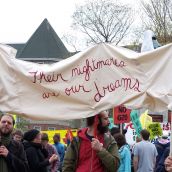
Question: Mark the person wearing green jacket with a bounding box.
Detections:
[62,111,120,172]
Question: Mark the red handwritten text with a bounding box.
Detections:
[29,71,68,83]
[65,84,91,96]
[72,58,126,81]
[94,78,141,102]
[42,92,60,99]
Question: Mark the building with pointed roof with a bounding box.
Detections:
[8,18,75,63]
[6,18,80,130]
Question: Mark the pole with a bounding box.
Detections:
[120,123,123,134]
[170,111,172,156]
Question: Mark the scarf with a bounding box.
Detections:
[0,134,11,172]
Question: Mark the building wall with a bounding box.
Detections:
[27,123,71,131]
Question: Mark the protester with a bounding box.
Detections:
[12,129,23,142]
[133,129,157,172]
[131,136,142,172]
[114,133,131,172]
[23,129,58,172]
[165,156,172,172]
[156,146,170,172]
[41,133,60,172]
[110,127,127,138]
[0,113,29,172]
[62,111,120,172]
[110,127,120,137]
[154,131,170,172]
[53,133,65,172]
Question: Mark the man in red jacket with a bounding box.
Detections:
[62,111,120,172]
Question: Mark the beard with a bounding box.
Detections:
[97,124,109,134]
[0,126,13,136]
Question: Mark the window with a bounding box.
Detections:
[48,127,55,130]
[33,126,41,131]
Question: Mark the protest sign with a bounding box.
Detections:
[140,110,152,129]
[113,105,131,124]
[147,123,162,140]
[130,110,142,137]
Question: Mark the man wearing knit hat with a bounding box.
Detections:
[0,113,29,172]
[62,111,120,172]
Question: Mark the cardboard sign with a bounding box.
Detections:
[130,110,142,137]
[113,106,131,124]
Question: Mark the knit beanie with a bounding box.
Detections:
[23,129,40,142]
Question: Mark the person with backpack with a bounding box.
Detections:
[62,111,120,172]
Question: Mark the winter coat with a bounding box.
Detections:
[154,138,170,167]
[155,146,169,172]
[46,143,60,172]
[23,141,50,172]
[62,128,120,172]
[53,142,65,171]
[5,139,29,172]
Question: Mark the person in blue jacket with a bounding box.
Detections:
[114,133,131,172]
[53,134,65,172]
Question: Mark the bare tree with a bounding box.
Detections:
[72,0,134,45]
[141,0,172,44]
[62,34,78,52]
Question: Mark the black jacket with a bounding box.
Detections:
[23,141,50,172]
[6,139,29,172]
[155,146,170,172]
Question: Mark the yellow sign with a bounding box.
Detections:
[41,129,77,144]
[140,110,152,129]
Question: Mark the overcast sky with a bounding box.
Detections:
[0,0,140,51]
[0,0,84,42]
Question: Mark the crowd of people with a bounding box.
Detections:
[0,111,172,172]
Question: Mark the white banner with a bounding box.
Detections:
[0,43,172,120]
